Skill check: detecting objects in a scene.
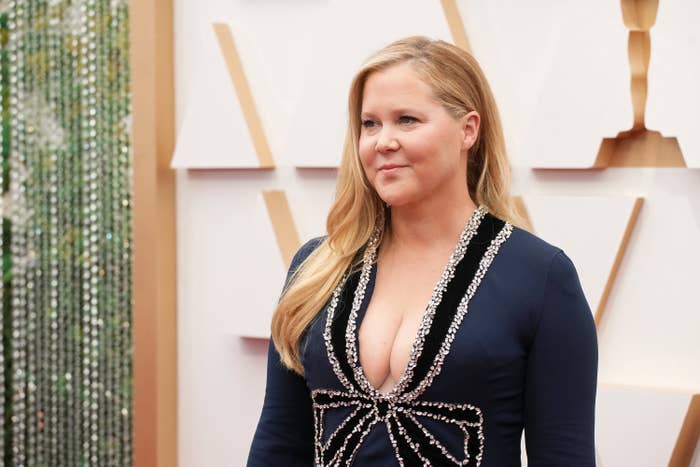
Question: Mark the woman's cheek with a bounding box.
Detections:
[358,142,375,175]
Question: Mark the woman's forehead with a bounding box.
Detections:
[361,64,436,109]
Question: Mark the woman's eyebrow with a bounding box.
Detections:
[361,107,420,118]
[392,107,418,114]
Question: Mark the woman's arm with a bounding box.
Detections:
[524,250,598,466]
[247,238,324,466]
[247,341,316,466]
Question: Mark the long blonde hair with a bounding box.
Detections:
[271,36,521,374]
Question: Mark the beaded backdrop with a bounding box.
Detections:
[0,0,132,465]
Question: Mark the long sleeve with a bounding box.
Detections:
[247,238,324,467]
[524,250,598,466]
[247,342,315,466]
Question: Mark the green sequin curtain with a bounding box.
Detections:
[0,0,133,465]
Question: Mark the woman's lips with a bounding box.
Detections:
[378,165,406,174]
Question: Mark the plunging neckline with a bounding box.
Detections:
[350,206,487,399]
[314,208,513,465]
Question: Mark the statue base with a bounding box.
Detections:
[594,130,686,167]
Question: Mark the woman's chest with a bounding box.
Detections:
[357,262,444,393]
[301,273,533,402]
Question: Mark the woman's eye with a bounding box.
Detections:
[398,115,417,124]
[361,119,377,128]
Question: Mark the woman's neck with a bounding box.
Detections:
[384,197,478,254]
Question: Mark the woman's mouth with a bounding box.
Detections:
[378,164,405,173]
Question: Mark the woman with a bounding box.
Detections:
[248,36,597,466]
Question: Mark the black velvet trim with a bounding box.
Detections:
[324,405,373,464]
[397,411,453,463]
[403,214,505,394]
[386,416,425,467]
[328,269,364,392]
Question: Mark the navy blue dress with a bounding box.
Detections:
[248,209,598,466]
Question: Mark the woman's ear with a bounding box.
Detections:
[460,111,481,151]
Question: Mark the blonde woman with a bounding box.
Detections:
[248,36,597,466]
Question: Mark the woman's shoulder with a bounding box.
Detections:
[497,223,584,298]
[500,224,564,270]
[496,223,592,334]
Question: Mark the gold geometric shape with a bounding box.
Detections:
[594,130,687,167]
[669,394,700,467]
[262,190,301,268]
[592,0,687,168]
[594,196,642,326]
[628,29,651,130]
[621,0,659,31]
[440,0,472,52]
[213,23,275,169]
[622,0,656,130]
[130,0,177,463]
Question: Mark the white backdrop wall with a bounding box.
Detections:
[173,1,700,466]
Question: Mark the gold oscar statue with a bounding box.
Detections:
[595,0,686,167]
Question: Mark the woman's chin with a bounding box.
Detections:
[375,183,421,207]
[379,193,414,208]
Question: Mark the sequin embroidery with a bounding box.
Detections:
[312,207,512,466]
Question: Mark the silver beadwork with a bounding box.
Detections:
[313,207,513,466]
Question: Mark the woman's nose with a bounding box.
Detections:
[375,127,400,153]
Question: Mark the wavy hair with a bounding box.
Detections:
[271,36,522,374]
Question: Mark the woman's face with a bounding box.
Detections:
[358,62,479,209]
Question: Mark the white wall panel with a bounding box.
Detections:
[646,0,700,167]
[172,24,262,168]
[596,385,694,467]
[458,0,631,168]
[174,3,327,167]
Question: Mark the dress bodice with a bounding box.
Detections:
[249,209,598,467]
